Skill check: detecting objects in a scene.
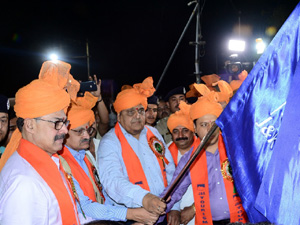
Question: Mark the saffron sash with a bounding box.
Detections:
[17,139,79,225]
[59,146,104,203]
[190,133,247,225]
[114,122,168,190]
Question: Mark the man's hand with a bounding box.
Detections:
[127,208,159,225]
[180,204,195,225]
[167,210,181,225]
[142,193,166,216]
[89,74,102,98]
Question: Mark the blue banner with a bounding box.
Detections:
[215,2,300,223]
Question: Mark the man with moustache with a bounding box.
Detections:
[59,92,158,224]
[167,101,200,225]
[157,99,170,120]
[0,95,10,157]
[98,77,181,225]
[0,60,81,224]
[145,95,159,126]
[155,86,187,145]
[160,84,248,225]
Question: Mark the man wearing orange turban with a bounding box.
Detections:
[59,91,158,224]
[160,84,248,225]
[0,60,81,224]
[167,101,200,225]
[98,77,181,225]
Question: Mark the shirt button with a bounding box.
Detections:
[217,182,220,184]
[215,168,218,171]
[220,197,223,200]
[224,211,227,214]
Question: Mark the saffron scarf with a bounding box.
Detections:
[17,139,79,225]
[190,133,247,225]
[114,122,168,190]
[59,146,102,202]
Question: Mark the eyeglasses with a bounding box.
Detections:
[125,107,145,117]
[199,121,216,128]
[35,118,70,130]
[71,126,96,136]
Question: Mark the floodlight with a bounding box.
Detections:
[256,38,266,54]
[49,53,59,61]
[228,40,245,52]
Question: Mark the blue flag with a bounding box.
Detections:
[215,2,300,223]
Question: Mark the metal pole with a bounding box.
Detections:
[86,39,90,78]
[195,1,201,84]
[155,3,199,91]
[161,123,218,201]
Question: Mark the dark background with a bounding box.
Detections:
[1,0,298,99]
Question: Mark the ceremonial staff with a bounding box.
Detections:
[161,123,218,201]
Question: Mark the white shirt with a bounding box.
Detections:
[98,124,179,210]
[0,152,80,225]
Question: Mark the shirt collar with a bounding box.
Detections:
[66,145,86,161]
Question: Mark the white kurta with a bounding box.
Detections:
[0,152,81,225]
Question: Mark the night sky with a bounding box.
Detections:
[1,0,298,99]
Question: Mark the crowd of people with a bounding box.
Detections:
[0,59,268,225]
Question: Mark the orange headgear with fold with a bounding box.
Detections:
[113,77,155,113]
[212,80,233,103]
[67,92,98,129]
[190,84,223,121]
[201,74,221,91]
[0,60,80,172]
[167,101,194,132]
[230,70,248,91]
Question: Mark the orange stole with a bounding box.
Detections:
[168,136,200,167]
[17,139,79,225]
[59,146,100,202]
[114,122,168,190]
[190,133,247,225]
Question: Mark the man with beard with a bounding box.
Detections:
[145,95,159,126]
[0,60,81,224]
[59,92,157,224]
[160,84,248,225]
[0,95,10,157]
[167,101,200,225]
[98,77,180,225]
[155,86,187,145]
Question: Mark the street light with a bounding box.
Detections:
[49,53,59,62]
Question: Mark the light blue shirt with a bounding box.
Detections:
[97,124,179,210]
[65,146,127,221]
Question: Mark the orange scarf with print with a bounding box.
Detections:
[190,133,247,225]
[114,122,168,190]
[17,139,79,225]
[168,136,200,167]
[59,146,100,202]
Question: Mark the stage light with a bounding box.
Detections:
[256,38,266,54]
[228,40,245,52]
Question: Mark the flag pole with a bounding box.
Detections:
[161,123,218,201]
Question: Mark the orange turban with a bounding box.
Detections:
[167,101,194,132]
[0,60,80,172]
[201,74,221,91]
[67,92,98,129]
[190,84,223,121]
[113,77,155,113]
[212,80,233,103]
[186,83,201,98]
[230,70,248,91]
